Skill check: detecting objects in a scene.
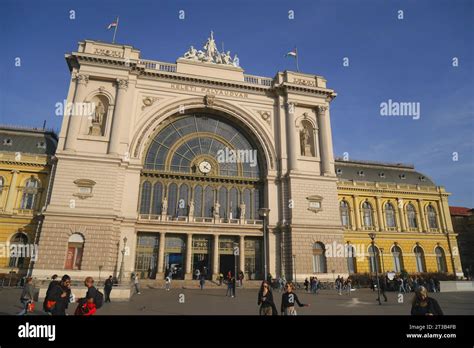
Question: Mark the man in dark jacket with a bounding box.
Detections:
[411,286,443,315]
[48,275,72,316]
[378,276,388,302]
[104,276,113,303]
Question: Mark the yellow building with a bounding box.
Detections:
[336,159,463,277]
[0,126,57,277]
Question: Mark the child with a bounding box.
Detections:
[281,282,309,315]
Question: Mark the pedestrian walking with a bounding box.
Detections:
[411,286,443,315]
[43,275,59,314]
[231,276,236,297]
[304,278,309,292]
[378,276,388,302]
[345,278,352,295]
[133,273,141,295]
[104,275,113,303]
[398,277,406,294]
[47,275,72,316]
[18,277,35,316]
[257,281,278,315]
[218,273,224,286]
[199,275,205,290]
[195,269,200,280]
[165,275,171,291]
[281,282,309,315]
[335,275,342,295]
[226,277,233,297]
[238,271,244,287]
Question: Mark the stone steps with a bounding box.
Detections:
[140,279,263,289]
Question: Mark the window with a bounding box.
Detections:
[65,233,85,270]
[139,181,151,214]
[167,183,178,217]
[3,138,12,146]
[37,141,46,149]
[218,187,228,218]
[20,178,39,210]
[368,245,380,274]
[177,184,189,216]
[407,204,417,228]
[346,244,356,274]
[435,246,447,273]
[312,242,327,273]
[419,176,426,182]
[242,188,251,219]
[229,187,239,219]
[427,205,438,229]
[385,203,396,228]
[357,170,365,177]
[414,246,426,273]
[8,233,28,268]
[399,173,406,180]
[203,186,214,218]
[193,185,203,217]
[362,201,374,227]
[151,182,163,215]
[391,245,404,273]
[336,168,342,175]
[340,200,351,228]
[379,172,385,178]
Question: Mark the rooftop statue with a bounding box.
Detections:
[181,31,240,67]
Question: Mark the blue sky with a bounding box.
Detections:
[0,0,473,206]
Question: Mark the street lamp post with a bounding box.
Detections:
[258,208,270,281]
[233,242,238,282]
[443,231,457,278]
[118,236,128,284]
[369,233,382,305]
[380,248,385,274]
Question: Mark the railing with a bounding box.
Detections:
[138,60,177,73]
[362,226,375,231]
[138,214,263,225]
[244,75,273,87]
[386,227,398,231]
[408,227,419,232]
[429,228,440,233]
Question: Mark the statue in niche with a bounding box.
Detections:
[213,201,220,219]
[161,197,168,217]
[188,201,195,217]
[88,97,107,136]
[300,123,314,156]
[239,203,246,220]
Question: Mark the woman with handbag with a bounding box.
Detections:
[18,277,35,316]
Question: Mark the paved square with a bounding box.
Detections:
[1,286,473,315]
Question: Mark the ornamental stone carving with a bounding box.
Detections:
[117,79,129,90]
[204,94,216,108]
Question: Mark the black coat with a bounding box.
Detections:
[48,283,71,316]
[411,298,444,315]
[257,290,278,315]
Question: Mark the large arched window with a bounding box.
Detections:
[312,242,327,273]
[151,182,163,215]
[414,246,426,273]
[407,204,418,228]
[8,233,28,268]
[385,203,396,228]
[340,200,351,228]
[203,186,214,218]
[193,185,203,217]
[242,188,251,219]
[435,246,447,272]
[218,187,228,218]
[391,245,404,273]
[65,233,85,270]
[20,178,39,210]
[167,183,178,217]
[427,205,438,229]
[368,245,380,274]
[139,181,152,214]
[362,202,374,228]
[229,187,239,219]
[178,184,189,216]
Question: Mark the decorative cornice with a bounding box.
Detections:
[117,79,129,90]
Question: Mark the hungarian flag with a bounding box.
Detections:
[286,48,297,58]
[107,20,118,30]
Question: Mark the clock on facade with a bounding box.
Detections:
[198,161,212,174]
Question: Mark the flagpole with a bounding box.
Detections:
[112,16,119,44]
[295,47,300,72]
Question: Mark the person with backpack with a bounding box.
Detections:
[133,273,141,295]
[47,275,72,316]
[75,277,103,316]
[43,275,59,314]
[281,282,309,315]
[257,280,278,315]
[104,275,113,303]
[18,277,35,316]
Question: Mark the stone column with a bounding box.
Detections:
[352,195,361,230]
[65,74,89,150]
[212,234,220,279]
[5,170,19,213]
[239,235,245,274]
[185,233,193,279]
[285,100,299,171]
[436,200,446,232]
[397,198,406,232]
[108,79,129,155]
[417,199,427,232]
[375,196,384,232]
[157,232,166,277]
[317,105,335,175]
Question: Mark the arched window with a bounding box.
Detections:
[139,181,152,214]
[312,242,327,273]
[340,201,351,228]
[385,203,396,228]
[368,245,380,274]
[151,182,163,215]
[362,202,374,227]
[391,245,404,273]
[229,187,239,219]
[8,233,28,268]
[218,187,228,218]
[242,188,251,219]
[346,244,356,274]
[435,246,447,272]
[178,184,189,216]
[193,185,203,217]
[65,233,85,270]
[167,183,178,217]
[407,204,417,228]
[203,186,214,218]
[414,246,426,273]
[253,188,261,220]
[427,205,438,229]
[21,178,39,210]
